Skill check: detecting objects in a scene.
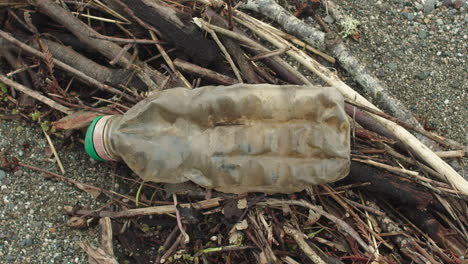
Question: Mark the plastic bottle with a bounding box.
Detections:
[85,84,350,194]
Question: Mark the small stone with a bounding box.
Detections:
[377,69,386,77]
[388,63,398,71]
[442,0,453,7]
[418,29,428,39]
[436,18,444,25]
[453,0,464,8]
[423,0,436,13]
[444,99,450,104]
[0,170,6,180]
[448,9,458,15]
[416,71,430,80]
[415,2,424,10]
[13,170,23,177]
[21,238,33,247]
[402,12,415,21]
[450,81,462,88]
[323,15,334,24]
[5,255,15,261]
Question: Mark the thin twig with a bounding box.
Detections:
[42,127,65,174]
[172,193,190,244]
[204,26,243,82]
[0,74,72,114]
[149,31,192,88]
[174,58,238,85]
[283,225,327,264]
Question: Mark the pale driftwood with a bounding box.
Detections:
[0,31,137,103]
[283,226,327,264]
[174,59,238,85]
[435,150,466,159]
[99,217,115,257]
[233,11,468,195]
[240,0,436,147]
[0,74,72,114]
[79,242,119,264]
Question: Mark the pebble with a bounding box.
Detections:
[323,15,334,24]
[13,170,23,177]
[0,170,5,180]
[388,63,398,71]
[448,9,458,15]
[402,12,415,21]
[436,18,444,25]
[418,29,428,39]
[424,0,437,13]
[442,0,453,7]
[21,238,33,247]
[415,2,424,10]
[416,71,430,80]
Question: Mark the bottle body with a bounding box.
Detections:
[96,84,350,194]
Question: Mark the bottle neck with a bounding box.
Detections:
[96,115,120,161]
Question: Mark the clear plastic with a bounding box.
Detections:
[102,84,350,194]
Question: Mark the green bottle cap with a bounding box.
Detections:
[85,116,104,161]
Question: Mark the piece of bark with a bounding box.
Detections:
[122,0,220,67]
[112,222,149,264]
[403,208,466,257]
[338,162,435,209]
[32,0,165,90]
[205,9,261,83]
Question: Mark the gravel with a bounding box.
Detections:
[332,0,467,143]
[0,120,111,263]
[0,0,466,263]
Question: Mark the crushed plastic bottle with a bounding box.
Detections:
[85,84,350,194]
